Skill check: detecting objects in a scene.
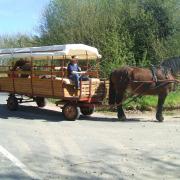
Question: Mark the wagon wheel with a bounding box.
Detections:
[7,95,18,111]
[35,97,46,107]
[62,103,80,121]
[80,105,95,116]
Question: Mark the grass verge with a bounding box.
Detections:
[48,91,180,112]
[124,91,180,111]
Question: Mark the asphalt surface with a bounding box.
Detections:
[0,93,180,180]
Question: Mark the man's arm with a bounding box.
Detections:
[68,64,86,75]
[71,71,86,74]
[76,65,87,74]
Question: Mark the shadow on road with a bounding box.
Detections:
[0,104,63,122]
[0,173,31,180]
[0,104,165,123]
[31,147,180,179]
[81,115,142,123]
[0,104,121,123]
[173,117,180,119]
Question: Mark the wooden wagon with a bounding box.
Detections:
[0,44,109,120]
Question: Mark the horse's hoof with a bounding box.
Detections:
[156,114,164,122]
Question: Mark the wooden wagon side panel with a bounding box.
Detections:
[80,80,109,101]
[53,80,80,98]
[32,79,53,96]
[0,76,109,102]
[0,77,14,92]
[53,80,63,97]
[63,84,80,97]
[53,80,79,98]
[32,79,79,98]
[14,78,32,94]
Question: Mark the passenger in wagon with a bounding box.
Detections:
[67,55,86,89]
[11,58,31,78]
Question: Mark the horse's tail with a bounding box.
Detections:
[109,67,131,105]
[109,72,116,105]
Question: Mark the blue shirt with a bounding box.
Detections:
[67,63,81,76]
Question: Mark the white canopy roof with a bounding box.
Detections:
[0,44,102,60]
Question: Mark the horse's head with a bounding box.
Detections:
[161,57,180,76]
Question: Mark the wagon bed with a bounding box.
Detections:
[0,44,109,120]
[0,75,108,102]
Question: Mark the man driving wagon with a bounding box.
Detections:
[67,55,88,89]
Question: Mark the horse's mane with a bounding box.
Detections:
[161,57,180,75]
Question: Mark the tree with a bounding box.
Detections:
[141,0,174,39]
[38,0,179,75]
[0,34,35,48]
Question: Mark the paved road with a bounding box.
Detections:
[0,93,180,180]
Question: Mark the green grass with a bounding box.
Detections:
[124,91,180,111]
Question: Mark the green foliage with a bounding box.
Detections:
[0,0,179,77]
[0,0,178,109]
[38,0,179,76]
[141,0,174,39]
[0,34,35,48]
[99,30,135,77]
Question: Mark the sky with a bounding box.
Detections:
[0,0,50,35]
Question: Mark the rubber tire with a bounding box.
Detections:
[7,96,18,111]
[36,97,46,107]
[62,103,80,121]
[80,106,95,116]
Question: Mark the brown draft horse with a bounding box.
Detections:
[109,57,180,122]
